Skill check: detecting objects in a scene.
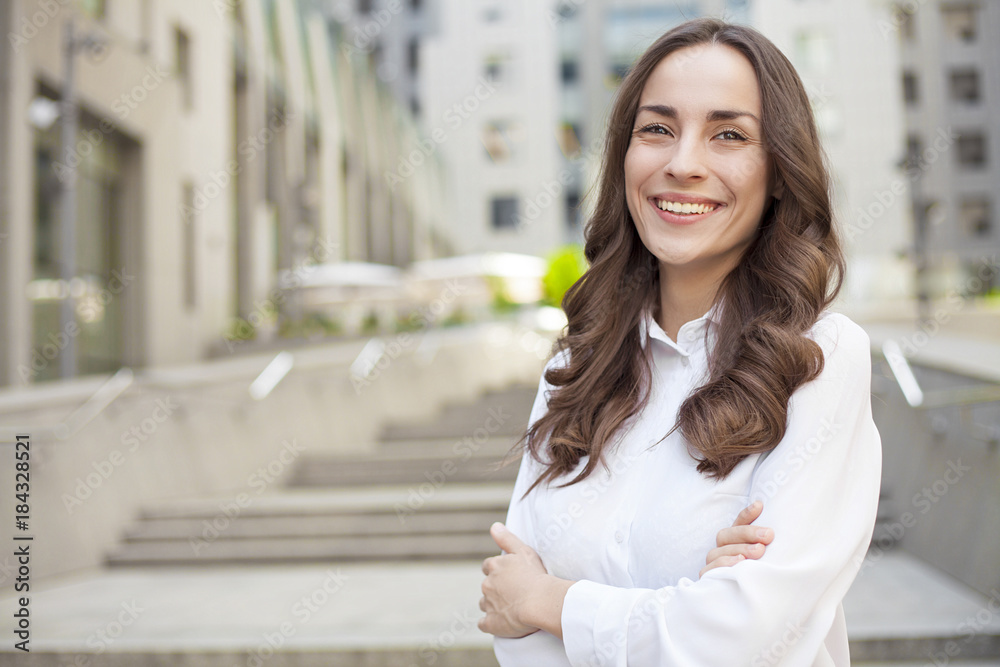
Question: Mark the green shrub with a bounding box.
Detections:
[543,244,587,309]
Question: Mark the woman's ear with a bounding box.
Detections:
[771,175,784,201]
[768,161,784,201]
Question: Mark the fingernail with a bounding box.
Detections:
[492,522,506,533]
[752,500,762,509]
[757,528,771,540]
[736,554,745,561]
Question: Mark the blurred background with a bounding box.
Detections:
[0,0,997,665]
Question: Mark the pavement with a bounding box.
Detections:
[2,549,999,666]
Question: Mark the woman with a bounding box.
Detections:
[478,17,882,666]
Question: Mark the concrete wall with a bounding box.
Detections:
[0,322,553,590]
[868,336,1000,597]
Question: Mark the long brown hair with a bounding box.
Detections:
[519,18,844,493]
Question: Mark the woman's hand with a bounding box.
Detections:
[479,522,572,639]
[699,500,774,578]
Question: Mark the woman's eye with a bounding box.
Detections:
[638,124,671,136]
[717,128,748,141]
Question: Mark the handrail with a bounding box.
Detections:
[0,367,133,443]
[0,351,297,444]
[881,340,1000,409]
[249,351,294,400]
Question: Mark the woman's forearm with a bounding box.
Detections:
[524,575,575,640]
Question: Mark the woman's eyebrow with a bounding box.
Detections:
[707,108,760,124]
[636,104,760,125]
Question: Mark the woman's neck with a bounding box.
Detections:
[656,264,725,342]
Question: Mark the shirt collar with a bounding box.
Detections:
[639,300,723,353]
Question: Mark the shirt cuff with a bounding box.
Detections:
[561,579,646,667]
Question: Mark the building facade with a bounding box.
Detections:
[0,0,444,386]
[419,0,565,255]
[751,0,913,307]
[892,0,1000,297]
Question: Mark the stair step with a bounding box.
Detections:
[106,532,502,566]
[110,485,516,565]
[844,549,1000,661]
[378,386,536,442]
[137,484,516,519]
[0,649,501,667]
[124,508,507,541]
[371,436,521,458]
[379,421,527,440]
[287,453,519,487]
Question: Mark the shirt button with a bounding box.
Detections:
[685,330,697,342]
[614,531,624,543]
[680,356,690,367]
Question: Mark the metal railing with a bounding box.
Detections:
[0,352,296,444]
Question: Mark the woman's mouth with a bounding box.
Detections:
[650,197,723,224]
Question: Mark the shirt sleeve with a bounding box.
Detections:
[503,349,567,550]
[560,313,883,666]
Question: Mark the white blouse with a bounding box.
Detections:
[493,307,882,666]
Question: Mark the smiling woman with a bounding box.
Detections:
[478,17,882,667]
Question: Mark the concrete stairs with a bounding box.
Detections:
[105,383,536,567]
[7,380,998,665]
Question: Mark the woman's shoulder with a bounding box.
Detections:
[527,347,571,426]
[806,310,873,373]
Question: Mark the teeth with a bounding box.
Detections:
[655,199,717,215]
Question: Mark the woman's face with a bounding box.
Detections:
[624,43,777,281]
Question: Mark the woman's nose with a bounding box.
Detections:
[663,136,708,182]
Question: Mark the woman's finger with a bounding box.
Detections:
[733,500,763,526]
[705,542,766,565]
[699,554,744,578]
[716,524,774,548]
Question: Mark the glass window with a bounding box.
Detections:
[960,198,991,237]
[30,98,126,381]
[482,120,526,163]
[902,71,919,105]
[491,196,519,230]
[565,191,582,229]
[949,68,980,103]
[557,121,581,159]
[893,4,916,41]
[556,1,579,19]
[604,5,694,61]
[607,62,631,86]
[482,0,503,23]
[175,27,192,110]
[941,3,978,43]
[906,134,923,168]
[956,131,987,168]
[561,59,578,85]
[484,52,509,85]
[183,183,196,310]
[407,37,419,76]
[961,258,996,296]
